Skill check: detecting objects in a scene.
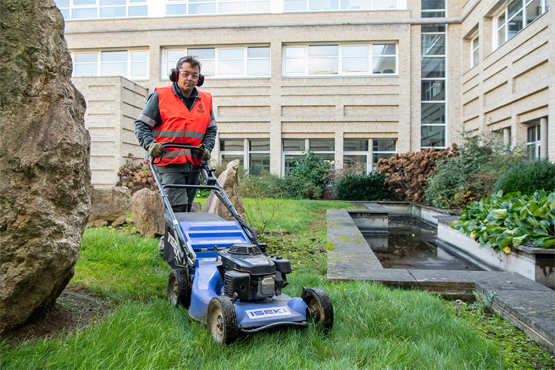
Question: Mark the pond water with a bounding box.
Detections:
[363,217,482,271]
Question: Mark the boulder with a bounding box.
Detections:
[0,1,91,333]
[203,160,245,221]
[87,186,131,227]
[132,188,165,237]
[191,201,202,212]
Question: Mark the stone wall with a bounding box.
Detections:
[72,77,147,187]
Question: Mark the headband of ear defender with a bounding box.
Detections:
[169,68,204,87]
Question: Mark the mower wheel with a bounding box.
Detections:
[207,295,238,345]
[167,269,191,309]
[302,287,334,330]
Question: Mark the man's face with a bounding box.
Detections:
[177,62,200,97]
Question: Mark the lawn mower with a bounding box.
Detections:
[150,143,334,344]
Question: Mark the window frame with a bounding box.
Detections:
[56,0,148,20]
[282,43,399,77]
[471,34,480,68]
[421,19,447,150]
[494,0,547,49]
[526,122,542,161]
[71,50,149,80]
[283,0,398,12]
[162,46,271,79]
[164,0,271,16]
[373,139,397,170]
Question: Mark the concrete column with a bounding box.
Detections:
[540,117,548,159]
[244,138,249,170]
[368,138,374,172]
[335,132,343,171]
[269,39,283,175]
[213,136,220,165]
[503,127,511,146]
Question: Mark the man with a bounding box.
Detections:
[134,55,217,213]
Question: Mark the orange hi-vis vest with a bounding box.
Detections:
[154,86,212,166]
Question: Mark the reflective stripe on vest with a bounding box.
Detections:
[153,86,212,166]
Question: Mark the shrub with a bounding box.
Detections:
[335,172,399,201]
[289,150,331,198]
[424,131,525,209]
[116,161,158,194]
[492,159,555,196]
[377,146,458,202]
[451,190,555,252]
[241,172,320,199]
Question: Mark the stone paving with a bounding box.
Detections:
[327,209,555,354]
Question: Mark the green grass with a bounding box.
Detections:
[196,197,358,234]
[3,199,551,369]
[74,228,170,302]
[1,270,503,369]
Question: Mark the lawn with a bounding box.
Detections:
[1,199,553,369]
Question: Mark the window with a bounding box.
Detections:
[495,0,547,48]
[219,139,270,175]
[282,139,335,175]
[165,0,270,16]
[343,139,369,173]
[421,0,445,17]
[163,46,270,78]
[527,122,541,161]
[72,50,148,80]
[248,140,270,175]
[471,35,480,68]
[283,0,396,11]
[220,139,245,166]
[373,140,396,169]
[282,139,305,175]
[421,0,447,150]
[55,0,147,20]
[310,140,335,166]
[283,43,397,77]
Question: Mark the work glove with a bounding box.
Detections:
[194,144,211,161]
[201,147,211,161]
[147,141,166,158]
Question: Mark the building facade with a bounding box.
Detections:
[60,0,553,187]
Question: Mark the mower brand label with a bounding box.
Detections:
[245,307,291,319]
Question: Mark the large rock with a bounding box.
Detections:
[132,188,165,237]
[0,1,91,333]
[87,187,131,227]
[203,160,246,221]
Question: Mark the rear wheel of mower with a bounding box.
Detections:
[302,287,334,330]
[167,269,191,308]
[207,296,238,345]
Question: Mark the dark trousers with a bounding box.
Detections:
[158,172,200,211]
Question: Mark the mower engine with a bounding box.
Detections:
[216,244,291,301]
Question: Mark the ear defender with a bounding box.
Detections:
[196,74,204,87]
[169,68,179,83]
[169,68,205,87]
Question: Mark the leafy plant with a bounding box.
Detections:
[289,150,331,199]
[492,159,555,196]
[334,172,399,201]
[450,190,555,252]
[377,146,458,202]
[424,131,525,209]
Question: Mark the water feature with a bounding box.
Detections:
[363,217,482,271]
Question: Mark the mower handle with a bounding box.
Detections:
[151,143,204,165]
